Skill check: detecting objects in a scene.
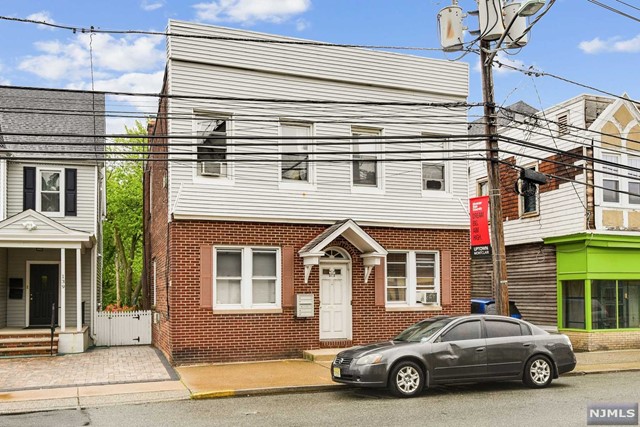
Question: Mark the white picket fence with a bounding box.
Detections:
[94,310,152,346]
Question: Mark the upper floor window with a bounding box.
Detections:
[628,156,640,204]
[422,136,449,192]
[519,166,539,216]
[602,153,620,203]
[39,169,62,213]
[281,123,311,182]
[386,251,439,306]
[24,166,76,217]
[477,179,489,197]
[196,118,228,178]
[215,246,280,309]
[352,128,381,188]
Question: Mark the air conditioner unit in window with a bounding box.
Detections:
[200,161,221,177]
[416,290,438,304]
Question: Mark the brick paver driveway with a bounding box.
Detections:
[0,346,175,391]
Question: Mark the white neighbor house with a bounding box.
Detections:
[0,87,105,355]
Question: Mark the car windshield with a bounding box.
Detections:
[394,318,454,342]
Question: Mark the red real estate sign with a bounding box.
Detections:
[469,196,491,258]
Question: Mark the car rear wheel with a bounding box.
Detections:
[389,361,424,398]
[523,355,553,388]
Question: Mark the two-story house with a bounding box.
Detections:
[145,21,471,365]
[0,86,105,355]
[470,94,640,350]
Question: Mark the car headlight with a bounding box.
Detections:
[355,353,383,365]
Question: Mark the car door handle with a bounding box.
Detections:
[523,343,532,347]
[476,347,485,352]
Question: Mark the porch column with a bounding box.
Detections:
[76,248,82,332]
[60,248,66,332]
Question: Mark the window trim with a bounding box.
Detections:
[385,250,440,308]
[278,121,316,189]
[351,127,384,193]
[518,164,540,218]
[36,167,64,217]
[213,246,281,310]
[193,112,234,185]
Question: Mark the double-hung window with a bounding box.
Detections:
[281,123,311,182]
[352,129,380,188]
[38,169,63,215]
[196,117,228,178]
[422,136,448,192]
[215,247,280,309]
[602,153,620,203]
[386,251,439,306]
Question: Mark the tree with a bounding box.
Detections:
[102,121,147,308]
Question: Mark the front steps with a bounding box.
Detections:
[0,329,59,357]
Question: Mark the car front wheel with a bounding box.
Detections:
[388,361,424,398]
[523,355,553,388]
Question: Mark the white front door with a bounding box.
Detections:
[319,264,351,340]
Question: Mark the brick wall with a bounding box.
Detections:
[165,220,470,365]
[564,330,640,351]
[145,89,172,361]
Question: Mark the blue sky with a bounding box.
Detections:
[0,0,638,132]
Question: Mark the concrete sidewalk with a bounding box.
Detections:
[2,348,640,415]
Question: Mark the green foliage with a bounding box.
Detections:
[102,120,147,308]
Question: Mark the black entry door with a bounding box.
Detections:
[29,264,59,326]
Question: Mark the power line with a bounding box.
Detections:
[586,0,640,22]
[0,15,462,52]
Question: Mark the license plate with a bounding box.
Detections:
[333,367,341,378]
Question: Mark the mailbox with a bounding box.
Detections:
[296,294,314,318]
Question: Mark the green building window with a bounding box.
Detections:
[562,280,585,329]
[619,281,640,329]
[591,280,640,329]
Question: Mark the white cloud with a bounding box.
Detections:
[295,18,310,31]
[141,0,165,11]
[579,34,640,54]
[18,33,164,81]
[193,0,311,24]
[26,11,57,30]
[66,71,165,134]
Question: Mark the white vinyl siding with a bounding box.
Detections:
[166,48,469,228]
[468,96,593,245]
[6,162,97,234]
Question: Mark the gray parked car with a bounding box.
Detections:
[331,315,576,398]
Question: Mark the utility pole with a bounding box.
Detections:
[480,39,509,316]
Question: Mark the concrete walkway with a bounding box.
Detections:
[1,347,640,415]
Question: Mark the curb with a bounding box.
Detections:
[191,384,345,400]
[564,367,640,377]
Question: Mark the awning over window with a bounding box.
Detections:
[298,219,387,283]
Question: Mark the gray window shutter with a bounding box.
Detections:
[65,168,77,216]
[23,167,36,211]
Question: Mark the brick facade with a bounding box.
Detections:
[563,330,640,352]
[153,220,470,365]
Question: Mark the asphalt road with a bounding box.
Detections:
[3,371,640,427]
